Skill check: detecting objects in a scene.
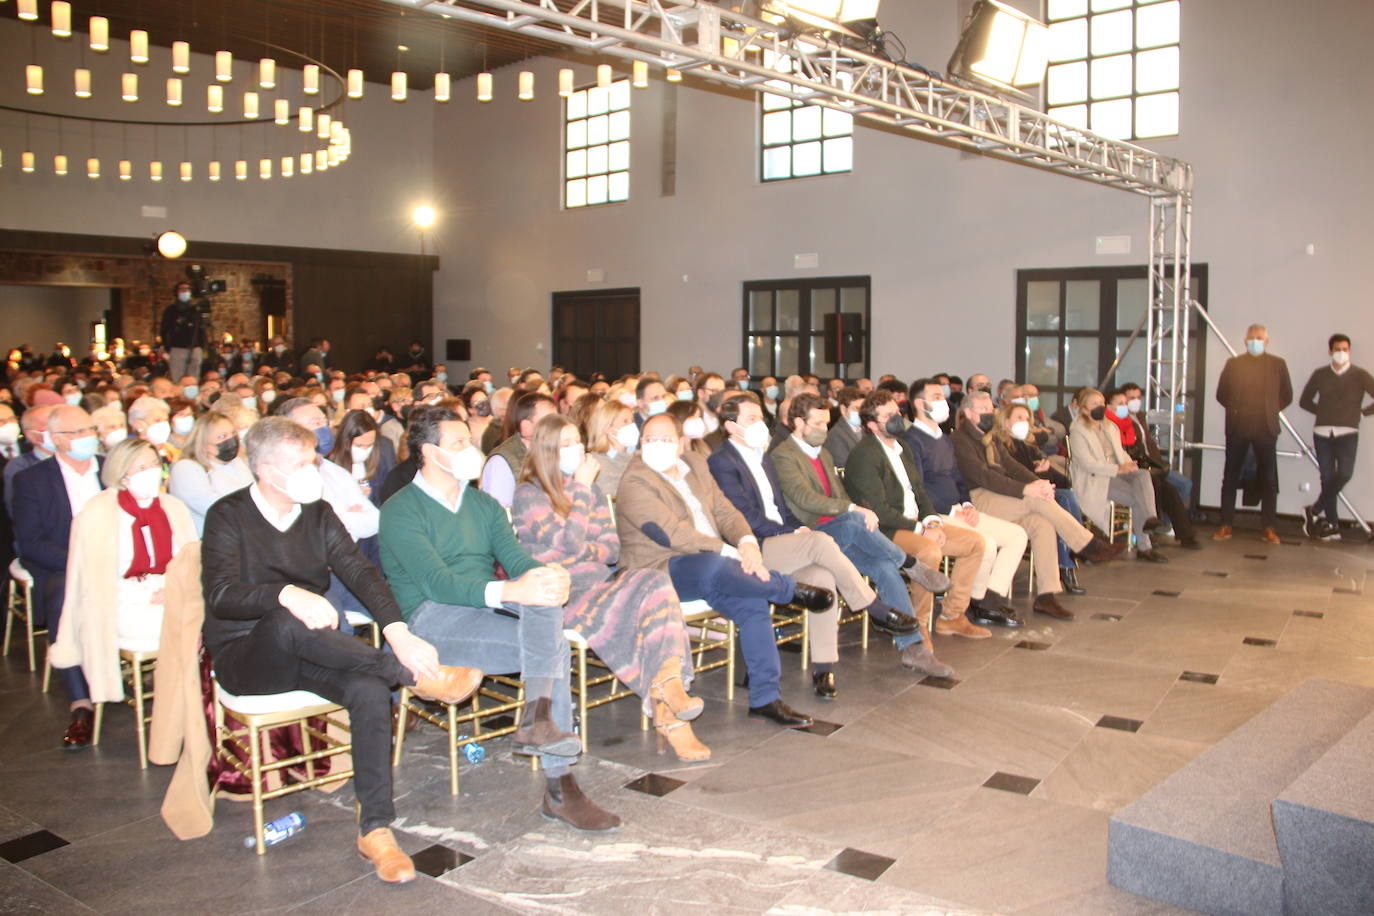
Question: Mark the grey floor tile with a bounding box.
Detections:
[0,743,171,842]
[287,873,514,914]
[1033,728,1207,813]
[953,651,1180,721]
[1137,681,1286,744]
[0,860,98,914]
[768,866,981,914]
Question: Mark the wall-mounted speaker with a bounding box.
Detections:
[823,313,864,364]
[445,338,471,361]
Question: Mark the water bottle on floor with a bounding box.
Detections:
[243,812,306,849]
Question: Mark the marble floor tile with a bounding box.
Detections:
[0,802,42,848]
[766,866,980,915]
[1276,612,1374,657]
[834,690,1095,779]
[287,873,517,914]
[1135,680,1284,744]
[952,651,1181,721]
[1032,727,1207,813]
[1048,616,1249,675]
[0,744,171,843]
[0,860,98,914]
[1219,644,1374,693]
[1013,879,1203,915]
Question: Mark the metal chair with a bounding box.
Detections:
[213,680,354,855]
[92,642,158,768]
[5,559,51,688]
[344,610,382,648]
[392,673,530,795]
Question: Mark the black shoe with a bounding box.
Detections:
[812,671,837,699]
[967,603,1023,628]
[867,604,919,636]
[1142,517,1164,533]
[1302,505,1319,539]
[748,699,813,729]
[1137,547,1169,563]
[1178,537,1202,550]
[790,583,835,612]
[1059,567,1087,595]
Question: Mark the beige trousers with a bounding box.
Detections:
[761,530,870,665]
[890,524,984,620]
[942,512,1029,600]
[968,488,1094,596]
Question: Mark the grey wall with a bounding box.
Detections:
[424,0,1374,519]
[0,284,110,353]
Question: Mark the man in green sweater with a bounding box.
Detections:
[380,406,620,832]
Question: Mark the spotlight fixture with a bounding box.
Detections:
[947,0,1050,96]
[155,231,188,259]
[412,205,436,229]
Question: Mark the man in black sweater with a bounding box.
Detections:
[1214,324,1292,543]
[201,417,483,884]
[1298,333,1374,538]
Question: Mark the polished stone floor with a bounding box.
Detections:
[2,521,1372,914]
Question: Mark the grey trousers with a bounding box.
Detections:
[408,599,574,775]
[1108,470,1157,550]
[168,346,202,382]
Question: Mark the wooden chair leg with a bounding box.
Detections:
[725,621,736,702]
[92,703,104,745]
[132,656,149,769]
[2,582,12,657]
[575,644,589,753]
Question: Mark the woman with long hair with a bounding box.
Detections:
[327,409,394,507]
[666,398,711,456]
[584,397,638,494]
[167,411,253,535]
[512,414,708,762]
[1068,387,1165,562]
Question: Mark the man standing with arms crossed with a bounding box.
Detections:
[1298,333,1374,540]
[1214,324,1292,544]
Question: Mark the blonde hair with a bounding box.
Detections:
[180,411,235,471]
[981,403,1033,466]
[585,398,632,455]
[101,437,158,489]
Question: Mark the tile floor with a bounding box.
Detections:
[0,522,1370,914]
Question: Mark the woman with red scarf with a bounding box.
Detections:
[50,438,198,712]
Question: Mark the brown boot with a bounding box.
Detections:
[653,699,711,761]
[541,774,622,832]
[1261,527,1281,545]
[650,656,703,721]
[412,666,484,705]
[898,641,954,677]
[511,696,582,757]
[1032,593,1075,620]
[1212,525,1233,541]
[935,613,991,639]
[1077,538,1126,564]
[357,827,416,883]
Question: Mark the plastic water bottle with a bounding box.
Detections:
[243,812,306,849]
[456,735,486,764]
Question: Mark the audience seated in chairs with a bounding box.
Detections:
[1113,384,1200,549]
[1068,387,1166,563]
[167,412,254,535]
[326,408,396,508]
[586,397,639,495]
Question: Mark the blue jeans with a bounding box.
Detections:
[1053,489,1084,568]
[408,599,575,776]
[1164,470,1193,523]
[1313,433,1358,525]
[816,512,924,649]
[668,553,794,708]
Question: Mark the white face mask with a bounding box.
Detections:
[0,422,18,446]
[614,422,639,454]
[641,440,680,473]
[1010,420,1031,441]
[261,389,277,404]
[1333,350,1351,367]
[926,399,951,424]
[742,419,771,451]
[270,462,324,504]
[125,465,163,501]
[1126,398,1143,414]
[144,420,171,446]
[617,393,637,409]
[103,428,128,449]
[172,415,194,436]
[350,444,374,464]
[559,443,585,476]
[682,416,707,440]
[440,444,484,481]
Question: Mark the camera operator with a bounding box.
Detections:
[160,281,209,383]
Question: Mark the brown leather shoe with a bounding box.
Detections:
[935,614,991,639]
[1032,594,1075,620]
[63,707,94,751]
[1077,538,1126,564]
[542,774,622,832]
[357,827,416,883]
[412,666,484,705]
[1212,525,1233,541]
[1261,527,1281,545]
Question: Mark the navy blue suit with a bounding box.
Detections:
[12,456,102,701]
[706,441,800,539]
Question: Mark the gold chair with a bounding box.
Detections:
[5,559,51,689]
[393,674,529,795]
[213,680,354,855]
[343,610,382,648]
[92,643,158,768]
[1108,501,1134,547]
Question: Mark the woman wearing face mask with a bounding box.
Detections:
[512,415,707,761]
[666,398,711,457]
[1068,388,1166,563]
[127,395,178,464]
[585,398,639,494]
[90,405,130,454]
[168,412,254,535]
[462,387,495,452]
[327,410,395,508]
[50,438,197,722]
[995,403,1090,594]
[166,397,197,454]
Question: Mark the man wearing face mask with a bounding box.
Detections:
[759,376,781,429]
[709,396,919,697]
[481,387,515,454]
[730,367,751,391]
[694,372,727,435]
[1298,334,1374,540]
[633,378,669,431]
[1112,384,1198,549]
[481,392,557,508]
[617,413,832,728]
[1214,324,1293,543]
[12,405,105,747]
[3,406,53,520]
[127,396,175,463]
[203,417,482,882]
[159,282,208,384]
[282,399,379,544]
[0,402,20,601]
[380,408,620,831]
[824,387,867,468]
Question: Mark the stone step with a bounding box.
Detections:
[1272,707,1374,916]
[1107,678,1374,916]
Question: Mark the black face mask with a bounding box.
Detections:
[214,437,240,463]
[472,399,492,418]
[976,413,995,433]
[1089,405,1106,421]
[372,396,386,412]
[400,404,413,421]
[883,415,906,437]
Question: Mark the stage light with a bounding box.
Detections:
[947,0,1050,94]
[412,205,436,229]
[156,231,187,258]
[774,0,879,23]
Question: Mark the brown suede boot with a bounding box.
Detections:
[357,827,416,883]
[541,774,622,832]
[511,696,582,757]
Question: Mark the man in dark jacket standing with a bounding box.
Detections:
[1297,333,1374,539]
[1214,324,1293,543]
[159,281,207,383]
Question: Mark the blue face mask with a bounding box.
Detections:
[243,396,257,410]
[437,372,448,384]
[67,435,99,461]
[737,379,749,390]
[1113,404,1129,419]
[64,393,82,406]
[764,385,779,401]
[845,412,861,429]
[183,385,199,399]
[646,399,667,417]
[1027,396,1040,412]
[941,384,951,399]
[314,425,336,455]
[1246,339,1265,356]
[483,380,493,395]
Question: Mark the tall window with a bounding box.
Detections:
[564,79,630,208]
[760,53,853,181]
[1045,0,1180,141]
[744,277,870,381]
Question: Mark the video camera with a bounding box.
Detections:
[185,264,227,300]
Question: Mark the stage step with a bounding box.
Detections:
[1107,678,1374,916]
[1272,707,1374,916]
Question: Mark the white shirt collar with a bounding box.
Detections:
[791,434,822,460]
[912,419,943,439]
[249,482,302,532]
[413,467,467,513]
[729,438,765,463]
[1332,361,1351,375]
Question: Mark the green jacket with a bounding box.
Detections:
[843,433,938,539]
[770,435,852,529]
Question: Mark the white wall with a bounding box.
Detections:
[0,284,110,352]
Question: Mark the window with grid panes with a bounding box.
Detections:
[1045,0,1180,141]
[760,53,853,181]
[564,79,631,208]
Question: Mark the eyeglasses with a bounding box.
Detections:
[52,426,96,436]
[641,436,678,445]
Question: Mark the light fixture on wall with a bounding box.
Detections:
[518,70,534,101]
[74,68,92,99]
[558,68,574,97]
[121,72,138,101]
[435,72,451,102]
[947,0,1049,97]
[155,231,188,259]
[130,30,149,64]
[216,50,233,81]
[412,205,436,229]
[477,72,493,102]
[26,65,43,95]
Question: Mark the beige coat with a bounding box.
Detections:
[1068,416,1131,531]
[49,487,197,703]
[615,450,754,572]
